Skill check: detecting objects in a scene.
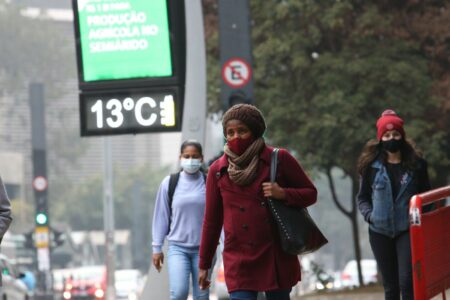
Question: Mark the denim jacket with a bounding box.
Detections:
[365,160,417,237]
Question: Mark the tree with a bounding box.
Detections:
[51,165,168,231]
[248,0,448,285]
[203,0,221,112]
[378,0,450,185]
[50,164,169,269]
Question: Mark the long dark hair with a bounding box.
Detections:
[357,138,422,175]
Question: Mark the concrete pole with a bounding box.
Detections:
[141,0,206,297]
[181,0,207,145]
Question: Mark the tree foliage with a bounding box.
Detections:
[203,0,449,181]
[51,165,168,231]
[251,1,447,179]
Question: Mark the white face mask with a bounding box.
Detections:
[180,158,202,174]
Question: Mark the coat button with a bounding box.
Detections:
[242,224,248,230]
[260,201,266,207]
[239,206,245,212]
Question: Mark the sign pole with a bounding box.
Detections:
[29,82,53,300]
[103,137,116,300]
[219,0,254,109]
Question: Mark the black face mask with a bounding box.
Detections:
[381,139,403,153]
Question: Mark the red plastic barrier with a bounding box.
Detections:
[409,185,450,300]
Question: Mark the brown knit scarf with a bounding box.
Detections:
[224,137,265,186]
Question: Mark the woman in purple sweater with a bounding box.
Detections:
[152,140,210,300]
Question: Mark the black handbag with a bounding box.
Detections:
[267,148,328,255]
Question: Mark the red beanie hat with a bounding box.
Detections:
[376,109,405,140]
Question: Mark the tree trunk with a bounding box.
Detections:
[351,174,364,287]
[326,167,364,286]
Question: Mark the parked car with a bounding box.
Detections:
[340,259,378,288]
[0,254,31,300]
[115,269,143,300]
[63,265,106,300]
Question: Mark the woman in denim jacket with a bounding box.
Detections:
[357,110,430,300]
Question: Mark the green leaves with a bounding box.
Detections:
[247,0,447,180]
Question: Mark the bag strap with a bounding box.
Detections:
[270,148,279,183]
[168,172,181,210]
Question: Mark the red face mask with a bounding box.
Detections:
[227,137,255,156]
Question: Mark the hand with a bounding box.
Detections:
[198,269,211,290]
[152,253,164,273]
[262,182,286,200]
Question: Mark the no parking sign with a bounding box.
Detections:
[222,58,252,88]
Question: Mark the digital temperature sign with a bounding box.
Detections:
[80,88,181,136]
[72,0,186,136]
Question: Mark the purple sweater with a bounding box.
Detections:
[152,171,206,253]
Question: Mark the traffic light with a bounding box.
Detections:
[35,212,48,225]
[22,227,66,249]
[35,195,49,226]
[24,231,34,249]
[52,228,66,248]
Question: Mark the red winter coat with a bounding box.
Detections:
[199,145,317,292]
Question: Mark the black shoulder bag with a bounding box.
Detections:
[267,148,328,255]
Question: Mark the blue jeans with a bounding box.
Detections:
[167,243,210,300]
[230,289,291,300]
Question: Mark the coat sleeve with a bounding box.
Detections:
[199,164,223,270]
[0,176,12,242]
[277,149,317,208]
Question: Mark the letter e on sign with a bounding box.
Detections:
[222,58,252,88]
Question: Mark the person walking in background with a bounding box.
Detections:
[152,140,211,300]
[357,109,431,300]
[198,104,317,300]
[0,176,12,286]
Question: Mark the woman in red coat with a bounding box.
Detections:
[198,104,317,300]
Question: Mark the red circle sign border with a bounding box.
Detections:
[33,176,48,192]
[221,58,252,88]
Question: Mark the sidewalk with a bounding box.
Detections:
[295,292,382,300]
[295,286,449,300]
[294,285,383,300]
